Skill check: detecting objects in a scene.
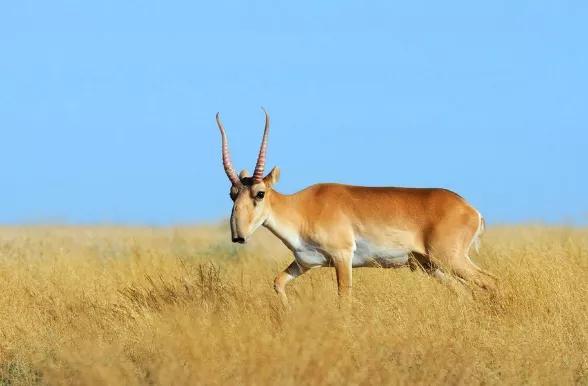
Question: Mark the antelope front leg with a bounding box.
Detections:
[331,250,353,298]
[273,261,307,306]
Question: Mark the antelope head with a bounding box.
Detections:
[216,108,280,243]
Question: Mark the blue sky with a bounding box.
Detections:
[0,1,586,225]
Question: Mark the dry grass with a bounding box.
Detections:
[0,225,586,385]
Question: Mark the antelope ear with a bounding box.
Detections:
[263,166,280,188]
[239,169,250,179]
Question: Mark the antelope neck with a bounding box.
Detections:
[263,190,303,250]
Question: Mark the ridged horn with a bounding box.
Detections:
[216,112,242,187]
[252,107,270,183]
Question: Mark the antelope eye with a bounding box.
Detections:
[256,191,265,199]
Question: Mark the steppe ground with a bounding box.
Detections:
[0,225,586,385]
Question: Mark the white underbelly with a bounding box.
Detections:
[294,250,328,268]
[352,237,410,268]
[291,237,411,269]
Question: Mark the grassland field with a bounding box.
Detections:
[0,225,586,385]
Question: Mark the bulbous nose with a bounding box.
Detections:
[232,237,245,244]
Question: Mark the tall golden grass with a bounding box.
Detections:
[0,225,586,385]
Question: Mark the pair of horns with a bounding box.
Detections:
[216,108,270,187]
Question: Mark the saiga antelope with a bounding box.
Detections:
[216,109,496,303]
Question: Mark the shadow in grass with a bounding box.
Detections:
[0,361,42,385]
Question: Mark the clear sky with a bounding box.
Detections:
[0,1,586,225]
